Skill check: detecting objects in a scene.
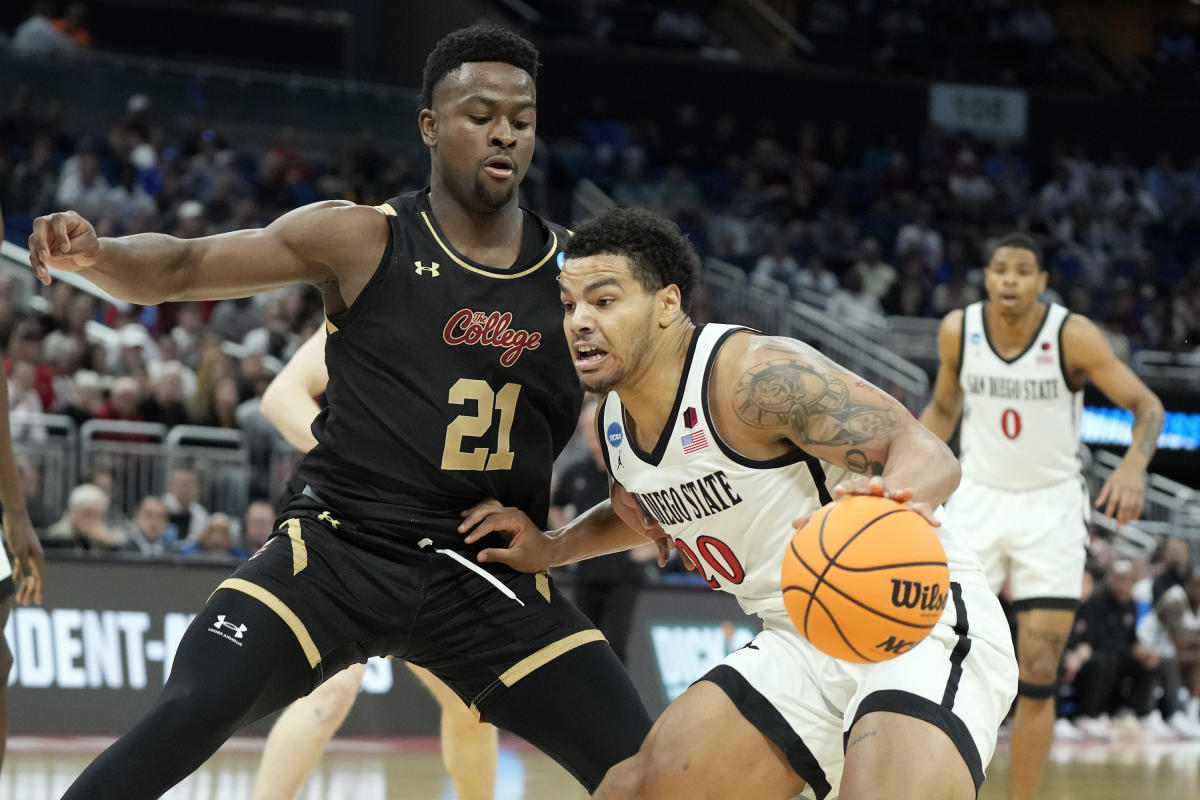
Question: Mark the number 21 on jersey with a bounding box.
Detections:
[441,378,520,471]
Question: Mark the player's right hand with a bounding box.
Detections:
[459,499,557,572]
[28,210,100,285]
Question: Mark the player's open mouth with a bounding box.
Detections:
[574,344,608,370]
[999,294,1019,307]
[484,157,514,179]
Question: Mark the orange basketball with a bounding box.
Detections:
[780,494,950,663]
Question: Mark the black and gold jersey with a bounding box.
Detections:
[293,188,581,553]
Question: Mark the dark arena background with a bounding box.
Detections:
[1,1,1198,798]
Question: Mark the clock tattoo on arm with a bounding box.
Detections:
[733,359,898,453]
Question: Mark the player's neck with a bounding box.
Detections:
[618,322,696,446]
[427,183,524,267]
[985,300,1046,346]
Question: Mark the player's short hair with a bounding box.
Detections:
[421,25,539,110]
[989,232,1043,271]
[565,207,698,308]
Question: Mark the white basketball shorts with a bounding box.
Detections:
[945,474,1089,608]
[700,571,1017,799]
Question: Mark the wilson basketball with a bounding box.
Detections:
[781,495,950,663]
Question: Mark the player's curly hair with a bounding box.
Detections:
[566,207,698,308]
[421,25,539,110]
[990,232,1043,270]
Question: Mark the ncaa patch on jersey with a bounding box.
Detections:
[971,331,982,344]
[556,251,565,270]
[607,421,624,448]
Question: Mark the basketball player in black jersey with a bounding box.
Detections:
[28,25,653,798]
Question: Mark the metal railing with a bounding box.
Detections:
[10,413,77,519]
[79,420,170,517]
[165,426,251,517]
[1130,350,1200,395]
[1084,447,1200,542]
[700,258,932,411]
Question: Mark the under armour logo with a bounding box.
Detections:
[414,260,440,277]
[318,511,340,529]
[212,614,247,639]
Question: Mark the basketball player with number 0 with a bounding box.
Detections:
[920,233,1164,800]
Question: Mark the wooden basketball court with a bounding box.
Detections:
[3,733,1196,798]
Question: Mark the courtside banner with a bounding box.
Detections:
[6,557,754,734]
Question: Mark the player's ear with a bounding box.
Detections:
[657,284,683,328]
[1037,268,1048,292]
[419,109,438,147]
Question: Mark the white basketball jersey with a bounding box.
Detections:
[958,301,1083,491]
[601,324,980,622]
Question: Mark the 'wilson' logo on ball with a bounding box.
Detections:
[889,580,947,613]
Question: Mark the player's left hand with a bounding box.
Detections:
[1094,463,1144,528]
[459,499,557,573]
[791,475,940,530]
[3,511,45,606]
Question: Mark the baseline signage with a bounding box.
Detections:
[7,559,762,734]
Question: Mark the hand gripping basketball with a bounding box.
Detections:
[781,495,950,663]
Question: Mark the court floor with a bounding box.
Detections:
[3,734,1197,799]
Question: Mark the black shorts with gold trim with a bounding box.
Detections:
[212,502,602,714]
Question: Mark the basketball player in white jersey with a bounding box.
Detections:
[250,325,497,800]
[919,233,1163,800]
[461,208,1018,800]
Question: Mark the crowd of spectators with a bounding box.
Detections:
[557,103,1200,350]
[1051,535,1200,741]
[36,467,275,563]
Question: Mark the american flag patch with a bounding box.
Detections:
[681,430,708,453]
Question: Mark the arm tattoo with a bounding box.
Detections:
[733,359,898,447]
[845,449,884,476]
[1135,408,1161,459]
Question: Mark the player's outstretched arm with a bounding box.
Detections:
[0,376,44,606]
[1064,315,1164,526]
[727,335,960,521]
[459,488,669,573]
[260,326,329,453]
[918,310,965,443]
[27,202,388,307]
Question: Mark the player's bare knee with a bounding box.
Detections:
[1019,637,1065,685]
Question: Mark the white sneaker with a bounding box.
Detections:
[1053,717,1084,740]
[1075,715,1115,741]
[1140,710,1176,742]
[1166,710,1200,740]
